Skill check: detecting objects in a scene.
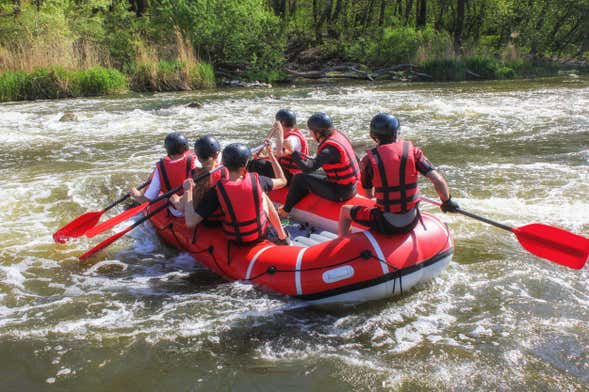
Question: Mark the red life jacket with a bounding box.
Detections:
[206,167,228,222]
[279,127,309,174]
[317,130,360,186]
[366,141,419,213]
[191,165,229,223]
[215,172,268,244]
[157,150,197,194]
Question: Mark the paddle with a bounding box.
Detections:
[53,180,151,243]
[82,141,269,239]
[78,166,228,260]
[78,142,269,260]
[79,202,169,260]
[419,196,589,270]
[84,202,150,238]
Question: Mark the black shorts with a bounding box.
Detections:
[350,206,418,235]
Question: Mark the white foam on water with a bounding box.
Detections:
[0,80,588,390]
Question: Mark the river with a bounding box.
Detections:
[0,77,588,391]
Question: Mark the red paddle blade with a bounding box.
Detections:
[53,210,104,243]
[79,226,133,260]
[85,202,149,238]
[513,223,589,270]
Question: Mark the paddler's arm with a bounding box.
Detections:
[415,148,451,203]
[266,143,287,189]
[425,170,451,201]
[272,121,284,157]
[183,178,207,228]
[359,155,374,198]
[263,193,288,241]
[291,146,339,173]
[130,168,160,204]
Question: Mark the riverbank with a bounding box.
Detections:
[0,61,215,102]
[1,56,586,103]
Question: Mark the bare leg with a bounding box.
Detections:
[338,205,354,239]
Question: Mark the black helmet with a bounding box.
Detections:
[275,109,296,127]
[222,143,251,170]
[307,112,333,133]
[370,113,400,139]
[164,132,189,156]
[194,135,221,160]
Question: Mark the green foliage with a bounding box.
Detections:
[0,0,585,100]
[0,71,27,101]
[379,27,420,65]
[151,0,286,82]
[22,67,71,100]
[421,59,466,81]
[464,56,501,79]
[129,60,215,91]
[194,63,215,88]
[75,67,127,96]
[0,67,127,102]
[496,66,515,79]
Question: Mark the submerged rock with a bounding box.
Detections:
[59,112,77,122]
[186,101,203,108]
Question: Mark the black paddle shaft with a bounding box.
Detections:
[456,208,514,232]
[104,180,151,212]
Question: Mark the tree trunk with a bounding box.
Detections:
[289,0,297,17]
[404,0,414,26]
[435,0,447,30]
[271,0,287,17]
[453,0,465,55]
[379,0,386,26]
[129,0,148,17]
[416,0,426,28]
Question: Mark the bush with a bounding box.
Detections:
[379,27,420,65]
[76,67,127,96]
[22,67,71,100]
[497,66,515,79]
[0,70,27,101]
[0,67,127,102]
[465,56,501,79]
[421,59,466,81]
[193,62,215,88]
[129,60,215,91]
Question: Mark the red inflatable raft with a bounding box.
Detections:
[148,189,453,306]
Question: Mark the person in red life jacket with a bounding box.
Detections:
[129,132,197,217]
[183,143,290,245]
[173,135,226,226]
[337,113,460,238]
[277,112,360,218]
[248,109,309,182]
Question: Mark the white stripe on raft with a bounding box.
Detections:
[246,245,273,280]
[362,231,389,274]
[295,247,309,295]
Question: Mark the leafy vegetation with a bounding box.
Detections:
[0,0,587,101]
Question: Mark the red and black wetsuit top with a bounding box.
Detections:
[191,166,229,223]
[317,130,360,186]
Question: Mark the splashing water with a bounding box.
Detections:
[0,77,588,390]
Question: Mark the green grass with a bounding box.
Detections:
[129,60,215,92]
[0,70,27,101]
[0,66,128,102]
